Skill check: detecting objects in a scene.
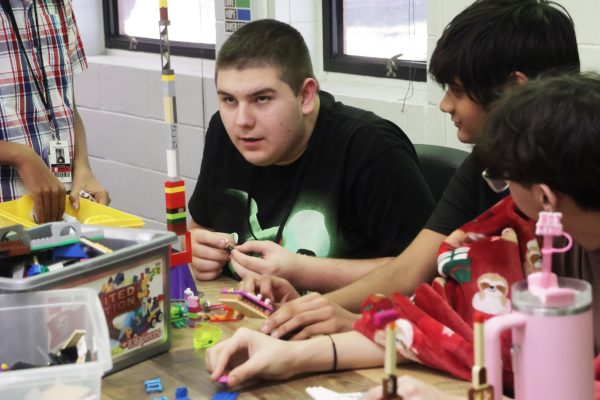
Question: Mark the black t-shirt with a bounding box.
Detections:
[425,153,507,235]
[189,91,435,262]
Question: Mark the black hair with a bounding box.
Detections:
[429,0,580,108]
[476,72,600,211]
[216,19,315,95]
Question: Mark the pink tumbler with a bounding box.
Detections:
[484,275,594,400]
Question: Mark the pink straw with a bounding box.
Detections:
[535,212,573,288]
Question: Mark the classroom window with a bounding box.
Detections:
[104,0,216,59]
[323,0,427,81]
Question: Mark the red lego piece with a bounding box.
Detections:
[164,180,185,188]
[167,222,187,236]
[165,191,186,209]
[169,231,192,266]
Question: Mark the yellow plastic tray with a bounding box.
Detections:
[0,195,144,228]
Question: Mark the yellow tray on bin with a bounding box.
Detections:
[0,195,144,228]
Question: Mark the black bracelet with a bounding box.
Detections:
[326,334,337,372]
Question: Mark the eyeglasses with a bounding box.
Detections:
[482,169,509,193]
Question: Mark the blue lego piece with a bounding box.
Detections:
[212,392,239,400]
[175,386,189,400]
[152,397,168,400]
[52,243,88,259]
[144,377,163,394]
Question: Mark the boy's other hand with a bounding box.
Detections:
[190,229,236,280]
[229,240,299,284]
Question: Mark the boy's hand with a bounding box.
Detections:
[229,240,299,284]
[190,229,236,280]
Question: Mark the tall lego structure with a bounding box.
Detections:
[159,0,197,298]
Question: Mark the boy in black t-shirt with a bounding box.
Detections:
[256,0,582,341]
[188,19,435,291]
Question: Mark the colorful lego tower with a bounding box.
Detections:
[159,0,197,298]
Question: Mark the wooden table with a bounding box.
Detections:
[101,277,471,400]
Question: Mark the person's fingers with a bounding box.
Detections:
[260,275,299,304]
[191,254,224,272]
[258,274,277,301]
[234,240,271,254]
[265,294,324,338]
[227,357,261,387]
[94,190,111,206]
[230,257,260,281]
[57,189,66,221]
[261,297,303,334]
[191,230,233,250]
[32,192,44,224]
[288,319,335,340]
[205,338,240,380]
[230,249,269,274]
[191,260,223,280]
[69,190,80,211]
[192,242,231,264]
[50,189,60,222]
[205,344,219,373]
[41,189,52,223]
[239,275,259,293]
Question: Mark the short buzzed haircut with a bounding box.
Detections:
[216,19,316,95]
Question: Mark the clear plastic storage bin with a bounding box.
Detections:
[0,288,112,400]
[0,224,177,373]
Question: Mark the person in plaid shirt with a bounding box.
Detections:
[0,0,109,223]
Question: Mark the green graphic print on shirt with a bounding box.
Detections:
[226,189,333,257]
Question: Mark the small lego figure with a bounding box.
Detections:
[26,256,48,277]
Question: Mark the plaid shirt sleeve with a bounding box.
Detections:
[62,0,87,74]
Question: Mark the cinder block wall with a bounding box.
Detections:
[74,54,215,229]
[73,0,600,229]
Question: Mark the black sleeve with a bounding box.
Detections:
[424,153,505,236]
[188,113,220,227]
[349,123,436,256]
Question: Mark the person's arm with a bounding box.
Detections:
[258,228,445,339]
[326,229,446,312]
[289,254,396,291]
[205,328,386,388]
[230,240,394,292]
[0,140,65,222]
[69,105,110,207]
